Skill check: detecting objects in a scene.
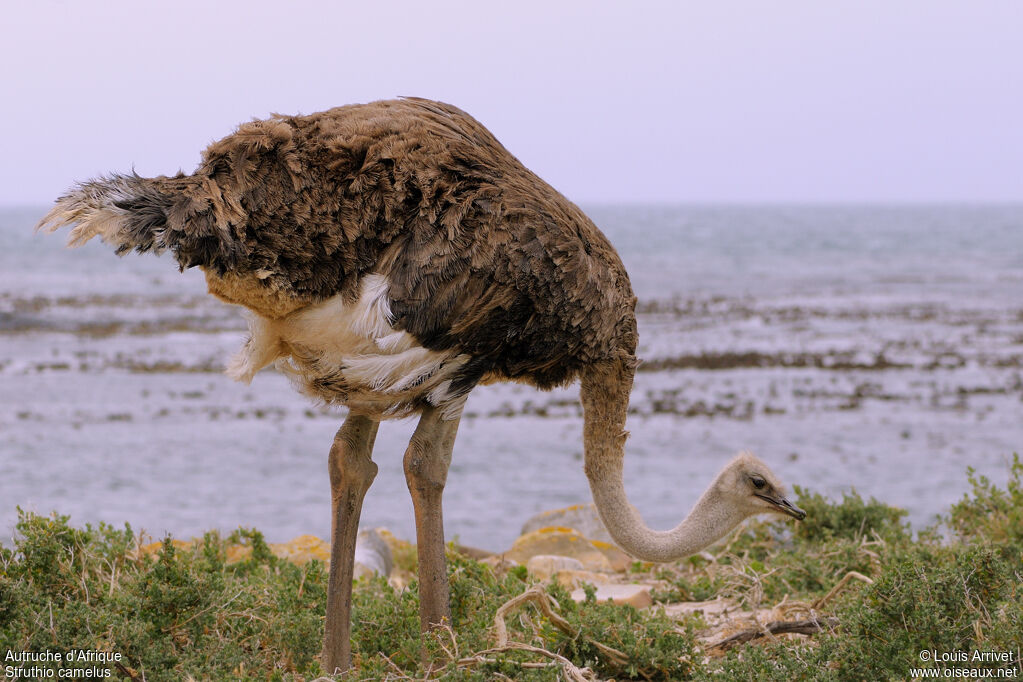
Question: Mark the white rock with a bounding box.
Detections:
[525,554,585,580]
[554,569,613,590]
[570,583,653,608]
[353,528,393,579]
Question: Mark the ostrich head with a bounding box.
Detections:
[714,451,806,521]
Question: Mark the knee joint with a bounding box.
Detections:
[403,442,447,492]
[328,446,377,490]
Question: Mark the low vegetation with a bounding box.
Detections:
[1,455,1020,680]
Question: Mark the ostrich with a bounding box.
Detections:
[38,98,806,673]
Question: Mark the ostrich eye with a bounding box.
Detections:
[751,476,766,489]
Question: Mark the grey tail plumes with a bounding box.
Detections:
[35,172,244,273]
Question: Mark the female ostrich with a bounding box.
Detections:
[39,98,805,673]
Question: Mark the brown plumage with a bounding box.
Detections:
[44,98,636,398]
[39,97,803,674]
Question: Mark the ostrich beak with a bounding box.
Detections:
[757,494,807,520]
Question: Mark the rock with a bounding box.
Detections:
[374,528,406,555]
[520,504,613,544]
[570,583,653,608]
[588,539,633,573]
[503,528,613,572]
[137,530,397,578]
[269,534,331,565]
[452,543,494,559]
[481,555,520,573]
[519,504,633,570]
[554,569,613,590]
[137,538,194,558]
[662,597,737,623]
[525,554,585,580]
[387,571,413,591]
[353,528,393,579]
[225,544,253,563]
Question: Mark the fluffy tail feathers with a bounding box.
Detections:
[36,173,244,272]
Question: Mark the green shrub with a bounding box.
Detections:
[2,455,1021,680]
[789,486,910,544]
[946,453,1023,543]
[0,511,325,680]
[557,583,697,680]
[823,542,1020,680]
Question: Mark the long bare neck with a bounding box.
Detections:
[580,355,746,562]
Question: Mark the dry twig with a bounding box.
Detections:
[457,584,638,681]
[458,643,596,682]
[812,571,873,611]
[708,616,840,650]
[492,585,627,666]
[703,569,869,651]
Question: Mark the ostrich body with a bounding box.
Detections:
[39,98,805,673]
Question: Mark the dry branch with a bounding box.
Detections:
[492,585,628,666]
[458,643,596,682]
[812,571,874,610]
[709,616,840,650]
[457,584,639,681]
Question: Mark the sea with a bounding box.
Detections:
[1,204,1020,551]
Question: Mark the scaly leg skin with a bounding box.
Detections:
[403,405,462,635]
[322,414,380,675]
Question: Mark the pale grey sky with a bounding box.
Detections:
[2,0,1021,206]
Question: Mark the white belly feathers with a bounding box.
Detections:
[225,274,469,417]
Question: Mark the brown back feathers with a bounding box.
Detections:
[41,98,639,395]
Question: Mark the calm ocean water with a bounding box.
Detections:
[1,204,1021,550]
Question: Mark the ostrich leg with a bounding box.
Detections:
[323,413,380,674]
[403,405,462,633]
